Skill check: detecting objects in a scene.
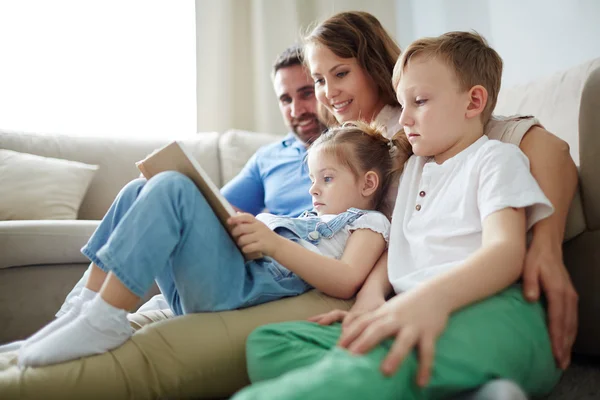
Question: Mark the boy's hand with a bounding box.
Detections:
[338,290,449,387]
[228,213,281,257]
[308,294,386,327]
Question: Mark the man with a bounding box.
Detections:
[54,44,326,320]
[222,44,326,217]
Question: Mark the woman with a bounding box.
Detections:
[303,11,577,374]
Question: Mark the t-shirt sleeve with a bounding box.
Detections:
[221,153,265,215]
[485,115,542,146]
[348,212,391,245]
[477,143,554,230]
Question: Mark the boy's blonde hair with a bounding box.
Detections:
[392,31,503,123]
[308,121,411,212]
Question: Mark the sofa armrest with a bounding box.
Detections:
[0,220,99,269]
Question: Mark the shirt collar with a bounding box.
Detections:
[424,135,488,170]
[282,132,309,152]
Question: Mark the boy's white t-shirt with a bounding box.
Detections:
[388,135,554,294]
[258,212,390,260]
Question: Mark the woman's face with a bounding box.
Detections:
[306,44,385,125]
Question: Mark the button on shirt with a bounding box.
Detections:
[388,136,554,294]
[221,133,313,217]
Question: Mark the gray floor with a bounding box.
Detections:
[545,355,600,400]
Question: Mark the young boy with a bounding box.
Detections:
[230,32,563,400]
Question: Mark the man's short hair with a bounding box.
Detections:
[392,31,503,123]
[272,44,304,79]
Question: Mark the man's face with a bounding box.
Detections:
[273,65,324,145]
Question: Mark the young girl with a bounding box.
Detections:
[304,10,577,371]
[16,122,410,368]
[231,31,563,400]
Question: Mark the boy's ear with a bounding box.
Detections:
[465,85,488,120]
[362,171,379,197]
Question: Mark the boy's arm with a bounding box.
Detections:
[338,207,527,385]
[354,251,393,309]
[412,207,526,314]
[519,126,579,368]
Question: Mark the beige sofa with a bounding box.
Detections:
[1,57,600,398]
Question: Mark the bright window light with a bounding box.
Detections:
[0,0,196,138]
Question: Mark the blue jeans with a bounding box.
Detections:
[81,171,310,315]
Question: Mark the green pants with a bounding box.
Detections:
[233,287,561,400]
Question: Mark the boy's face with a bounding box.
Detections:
[395,56,472,163]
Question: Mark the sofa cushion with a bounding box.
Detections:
[218,129,282,186]
[0,150,98,221]
[0,220,99,269]
[0,131,222,220]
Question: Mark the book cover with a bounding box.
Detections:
[136,141,262,261]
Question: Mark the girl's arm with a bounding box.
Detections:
[519,126,579,368]
[229,213,386,299]
[338,207,526,385]
[308,251,392,326]
[270,228,387,299]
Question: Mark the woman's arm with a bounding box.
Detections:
[519,126,579,368]
[229,213,386,299]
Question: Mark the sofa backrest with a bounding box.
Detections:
[218,129,282,185]
[0,130,221,220]
[495,57,600,233]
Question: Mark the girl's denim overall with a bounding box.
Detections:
[81,171,366,315]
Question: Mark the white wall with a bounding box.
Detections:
[395,0,600,87]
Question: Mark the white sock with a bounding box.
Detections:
[18,295,133,368]
[22,287,97,350]
[0,340,26,353]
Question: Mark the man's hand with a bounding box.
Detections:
[228,213,282,257]
[338,291,449,387]
[523,238,578,369]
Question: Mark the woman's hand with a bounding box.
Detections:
[523,237,578,369]
[228,213,282,256]
[338,290,449,387]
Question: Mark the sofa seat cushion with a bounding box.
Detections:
[0,220,98,269]
[0,150,98,221]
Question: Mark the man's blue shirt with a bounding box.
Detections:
[221,133,312,217]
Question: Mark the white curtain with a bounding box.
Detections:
[0,0,197,138]
[194,0,398,135]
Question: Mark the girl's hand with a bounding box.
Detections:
[338,290,449,387]
[228,213,281,256]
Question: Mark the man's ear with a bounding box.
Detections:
[466,85,488,120]
[362,171,379,197]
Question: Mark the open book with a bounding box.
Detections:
[136,141,262,261]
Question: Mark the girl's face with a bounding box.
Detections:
[306,44,386,125]
[307,147,373,216]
